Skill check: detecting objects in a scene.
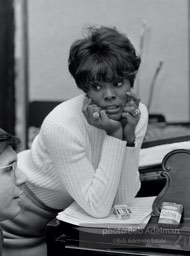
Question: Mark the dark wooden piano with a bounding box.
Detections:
[47,149,190,256]
[46,128,190,256]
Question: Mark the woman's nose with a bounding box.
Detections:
[104,88,116,101]
[15,167,28,185]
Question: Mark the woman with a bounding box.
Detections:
[0,129,27,256]
[2,25,148,256]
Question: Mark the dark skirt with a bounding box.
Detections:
[1,184,60,256]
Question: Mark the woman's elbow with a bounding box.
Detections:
[85,204,112,218]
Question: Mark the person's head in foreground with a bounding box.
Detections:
[0,129,27,222]
[68,25,141,121]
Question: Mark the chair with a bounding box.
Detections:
[27,101,62,148]
[28,101,62,128]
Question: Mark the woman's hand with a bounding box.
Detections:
[121,92,141,144]
[82,97,123,140]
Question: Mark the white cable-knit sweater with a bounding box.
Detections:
[18,94,148,218]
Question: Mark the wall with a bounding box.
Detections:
[28,0,189,122]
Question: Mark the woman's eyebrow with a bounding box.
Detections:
[8,160,16,165]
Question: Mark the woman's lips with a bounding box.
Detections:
[104,106,120,114]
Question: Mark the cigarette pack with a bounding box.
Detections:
[158,202,183,227]
[113,204,132,220]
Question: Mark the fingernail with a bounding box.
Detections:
[93,112,100,119]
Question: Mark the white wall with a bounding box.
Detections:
[28,0,189,122]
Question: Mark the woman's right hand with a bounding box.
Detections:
[82,97,123,140]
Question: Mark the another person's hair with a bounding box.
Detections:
[68,26,141,92]
[0,129,22,154]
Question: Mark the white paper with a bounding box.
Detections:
[140,140,190,167]
[57,196,156,229]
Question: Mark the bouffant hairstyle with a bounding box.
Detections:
[0,128,22,154]
[68,26,141,92]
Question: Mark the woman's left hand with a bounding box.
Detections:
[121,92,141,144]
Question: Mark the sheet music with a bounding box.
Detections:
[57,196,156,229]
[140,140,190,167]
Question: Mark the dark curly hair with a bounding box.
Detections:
[68,26,141,92]
[0,128,22,155]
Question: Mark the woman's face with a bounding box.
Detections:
[87,79,131,121]
[0,147,27,221]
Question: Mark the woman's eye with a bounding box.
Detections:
[114,81,123,87]
[92,83,102,91]
[5,166,13,173]
[5,162,16,173]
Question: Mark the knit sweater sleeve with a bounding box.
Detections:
[114,103,149,204]
[43,123,127,218]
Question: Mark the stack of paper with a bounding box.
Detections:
[57,196,156,229]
